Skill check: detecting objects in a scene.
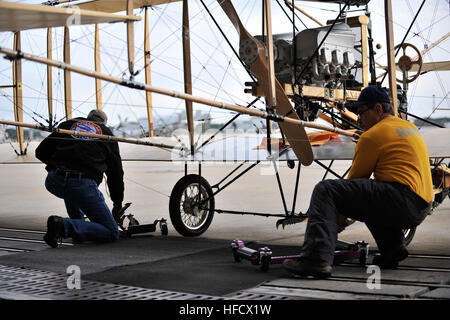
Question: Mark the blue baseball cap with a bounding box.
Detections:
[346,86,391,114]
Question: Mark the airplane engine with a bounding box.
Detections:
[256,23,357,88]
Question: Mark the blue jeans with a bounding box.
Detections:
[45,170,119,243]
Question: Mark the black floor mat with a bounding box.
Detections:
[84,243,298,296]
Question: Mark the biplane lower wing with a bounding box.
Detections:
[0,136,176,164]
[169,127,450,162]
[1,127,448,164]
[421,128,450,158]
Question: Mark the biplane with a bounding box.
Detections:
[0,0,449,246]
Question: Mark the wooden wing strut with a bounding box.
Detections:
[183,0,195,155]
[47,28,53,124]
[63,26,72,120]
[13,32,24,155]
[144,7,154,137]
[94,24,103,110]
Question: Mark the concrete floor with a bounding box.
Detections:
[1,160,449,255]
[1,160,449,300]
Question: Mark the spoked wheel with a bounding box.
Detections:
[169,174,215,237]
[403,227,416,247]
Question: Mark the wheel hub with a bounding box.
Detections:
[183,198,202,217]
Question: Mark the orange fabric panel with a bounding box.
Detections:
[307,131,339,146]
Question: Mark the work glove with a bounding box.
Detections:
[112,203,123,222]
[337,215,356,233]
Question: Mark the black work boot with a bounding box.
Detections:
[43,216,65,248]
[372,246,409,269]
[283,258,332,279]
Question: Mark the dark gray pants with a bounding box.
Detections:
[299,179,431,264]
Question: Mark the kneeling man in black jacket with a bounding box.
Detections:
[36,109,124,247]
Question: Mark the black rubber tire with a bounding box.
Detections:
[403,227,416,247]
[233,251,242,263]
[260,256,271,272]
[161,224,168,236]
[434,189,449,204]
[169,174,215,237]
[359,249,367,266]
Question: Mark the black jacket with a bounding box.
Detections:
[35,117,124,205]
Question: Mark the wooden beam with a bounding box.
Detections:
[144,7,154,137]
[64,26,72,120]
[94,24,102,110]
[286,0,323,27]
[419,32,450,58]
[12,32,24,155]
[251,83,360,101]
[412,61,450,73]
[384,0,398,116]
[182,0,194,154]
[263,0,276,108]
[127,0,135,76]
[262,0,274,133]
[360,16,369,87]
[326,15,369,28]
[0,119,181,150]
[47,27,53,124]
[0,47,358,140]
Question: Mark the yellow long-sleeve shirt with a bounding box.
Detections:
[348,116,433,203]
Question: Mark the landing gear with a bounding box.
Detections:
[169,174,215,237]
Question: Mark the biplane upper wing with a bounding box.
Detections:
[0,1,141,32]
[64,0,182,13]
[71,0,369,13]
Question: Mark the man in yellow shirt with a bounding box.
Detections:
[283,86,433,278]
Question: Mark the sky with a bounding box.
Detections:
[0,0,448,132]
